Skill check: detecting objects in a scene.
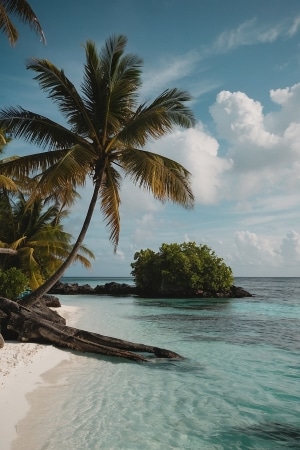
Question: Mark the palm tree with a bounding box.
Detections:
[0,191,94,289]
[0,129,18,192]
[0,34,195,306]
[0,0,45,46]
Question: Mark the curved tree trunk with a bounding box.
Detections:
[0,297,182,362]
[19,178,102,308]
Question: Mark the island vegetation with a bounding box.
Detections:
[131,242,235,297]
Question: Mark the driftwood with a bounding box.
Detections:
[0,248,18,255]
[0,296,181,362]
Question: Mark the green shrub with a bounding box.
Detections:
[131,242,234,296]
[0,267,29,300]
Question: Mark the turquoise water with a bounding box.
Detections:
[23,278,300,449]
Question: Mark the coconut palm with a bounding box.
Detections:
[0,34,195,306]
[0,129,18,191]
[0,0,45,46]
[0,191,94,288]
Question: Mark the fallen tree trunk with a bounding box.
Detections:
[0,297,181,362]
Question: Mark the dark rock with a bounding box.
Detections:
[229,285,252,298]
[41,294,61,307]
[49,281,252,298]
[50,281,136,296]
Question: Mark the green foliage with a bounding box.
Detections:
[131,242,234,296]
[0,191,94,290]
[0,267,29,300]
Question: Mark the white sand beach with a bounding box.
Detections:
[0,305,80,450]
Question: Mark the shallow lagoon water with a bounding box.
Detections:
[14,278,300,449]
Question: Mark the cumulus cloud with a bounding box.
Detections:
[210,90,279,160]
[64,79,300,278]
[266,83,300,138]
[209,83,300,200]
[234,230,278,266]
[116,80,300,211]
[232,230,300,274]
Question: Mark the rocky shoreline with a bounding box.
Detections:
[49,281,252,298]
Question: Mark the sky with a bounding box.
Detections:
[1,0,300,278]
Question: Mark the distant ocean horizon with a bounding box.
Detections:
[16,277,300,449]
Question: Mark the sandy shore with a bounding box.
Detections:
[0,305,80,450]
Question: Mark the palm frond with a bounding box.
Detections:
[0,2,19,45]
[73,253,93,269]
[99,164,122,249]
[26,58,93,135]
[5,236,26,251]
[2,0,45,44]
[0,107,83,149]
[81,40,103,139]
[0,146,93,187]
[0,174,17,190]
[101,34,128,79]
[114,88,195,148]
[33,145,94,198]
[119,148,194,208]
[99,35,141,142]
[75,243,95,260]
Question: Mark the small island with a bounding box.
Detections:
[50,242,252,299]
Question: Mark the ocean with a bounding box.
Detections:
[14,277,300,449]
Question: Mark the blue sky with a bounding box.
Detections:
[1,0,300,277]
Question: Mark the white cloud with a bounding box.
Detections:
[211,16,298,55]
[209,84,300,201]
[267,83,300,134]
[234,230,278,266]
[210,90,279,151]
[213,19,259,53]
[231,230,300,275]
[280,231,300,264]
[287,15,300,37]
[142,50,200,96]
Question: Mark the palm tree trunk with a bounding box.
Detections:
[19,178,101,307]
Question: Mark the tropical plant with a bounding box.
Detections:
[0,191,94,289]
[0,128,18,191]
[131,242,234,296]
[0,0,45,45]
[0,34,195,306]
[0,267,29,299]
